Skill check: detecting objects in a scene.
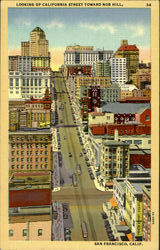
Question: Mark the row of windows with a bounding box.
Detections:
[11,164,48,169]
[11,151,48,155]
[11,157,48,162]
[11,144,49,148]
[9,229,43,237]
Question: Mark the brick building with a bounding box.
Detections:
[9,189,52,240]
[9,130,52,173]
[9,87,52,130]
[88,86,100,112]
[130,151,151,169]
[142,184,151,241]
[65,65,92,77]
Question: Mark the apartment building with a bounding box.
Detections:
[125,178,151,241]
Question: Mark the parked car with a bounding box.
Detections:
[68,152,72,157]
[79,153,83,157]
[86,162,90,167]
[101,212,107,219]
[85,156,89,161]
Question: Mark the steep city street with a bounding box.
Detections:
[51,75,113,241]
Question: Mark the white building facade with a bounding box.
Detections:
[110,58,127,85]
[64,46,114,74]
[9,71,51,99]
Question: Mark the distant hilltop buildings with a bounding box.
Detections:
[9,27,51,100]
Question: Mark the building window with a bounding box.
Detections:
[38,229,43,236]
[9,229,14,237]
[23,229,27,236]
[16,78,19,86]
[145,115,150,121]
[134,140,142,145]
[9,78,13,86]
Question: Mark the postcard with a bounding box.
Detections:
[0,0,159,249]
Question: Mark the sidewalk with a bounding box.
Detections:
[52,202,64,241]
[52,152,60,192]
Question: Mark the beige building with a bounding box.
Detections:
[9,213,51,241]
[120,90,133,100]
[75,76,111,101]
[88,111,114,126]
[66,45,94,51]
[100,136,130,181]
[9,130,52,173]
[21,27,50,57]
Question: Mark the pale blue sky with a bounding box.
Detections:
[8,8,150,51]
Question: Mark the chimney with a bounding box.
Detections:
[114,129,119,141]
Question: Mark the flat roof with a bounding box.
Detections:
[101,103,151,114]
[130,164,148,172]
[9,189,51,207]
[9,128,51,134]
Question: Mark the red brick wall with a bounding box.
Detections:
[106,124,151,135]
[92,126,106,135]
[130,154,151,168]
[9,189,52,207]
[140,108,151,126]
[142,192,151,240]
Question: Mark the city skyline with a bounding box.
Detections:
[8,8,151,70]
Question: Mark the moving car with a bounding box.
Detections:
[68,152,72,157]
[77,164,82,175]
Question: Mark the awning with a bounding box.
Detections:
[106,181,113,186]
[120,221,126,226]
[109,197,118,208]
[126,233,133,241]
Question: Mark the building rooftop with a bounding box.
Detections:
[103,140,129,146]
[9,128,51,134]
[31,27,44,33]
[129,149,151,155]
[9,189,52,207]
[126,178,151,194]
[101,102,151,114]
[130,164,148,172]
[118,45,139,51]
[141,184,151,199]
[9,205,51,216]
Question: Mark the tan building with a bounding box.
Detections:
[9,87,52,130]
[9,130,52,173]
[100,134,130,181]
[88,111,114,126]
[138,68,151,89]
[120,90,133,100]
[21,27,50,57]
[75,76,111,101]
[9,56,18,71]
[115,40,139,81]
[66,45,94,51]
[21,42,30,56]
[9,216,52,241]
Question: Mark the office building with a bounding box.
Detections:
[115,40,139,81]
[110,57,127,85]
[9,130,52,173]
[9,71,51,99]
[21,27,50,57]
